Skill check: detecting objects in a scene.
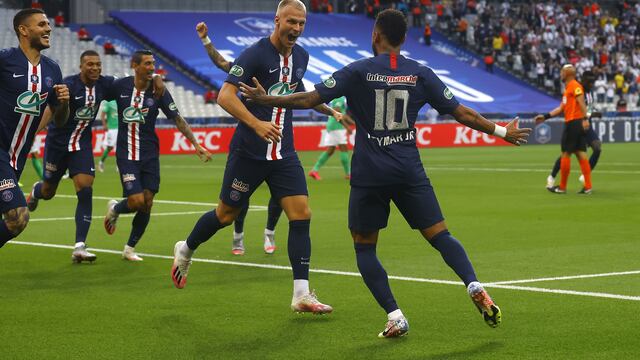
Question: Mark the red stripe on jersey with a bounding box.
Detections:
[131,89,141,161]
[270,55,289,160]
[11,115,31,167]
[390,53,397,70]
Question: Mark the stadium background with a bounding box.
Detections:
[0,1,638,359]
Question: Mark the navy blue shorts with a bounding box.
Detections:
[349,182,445,233]
[219,151,308,208]
[0,150,27,213]
[585,126,600,145]
[43,145,95,184]
[116,157,160,197]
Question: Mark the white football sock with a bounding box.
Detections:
[388,309,404,321]
[293,279,309,299]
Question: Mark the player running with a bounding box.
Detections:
[0,8,70,248]
[103,50,211,261]
[308,96,354,180]
[544,69,601,190]
[172,1,339,315]
[536,64,593,194]
[194,20,332,256]
[98,99,118,172]
[241,9,531,336]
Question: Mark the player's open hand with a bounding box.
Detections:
[196,22,208,39]
[252,120,282,144]
[53,84,69,103]
[152,75,165,99]
[195,144,212,162]
[534,114,545,125]
[239,77,267,103]
[504,117,531,146]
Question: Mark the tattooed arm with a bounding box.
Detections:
[173,114,212,162]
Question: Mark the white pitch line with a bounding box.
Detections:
[30,211,207,222]
[51,194,268,210]
[487,270,640,285]
[6,241,639,302]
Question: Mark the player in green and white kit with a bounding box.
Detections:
[308,96,354,180]
[98,100,118,172]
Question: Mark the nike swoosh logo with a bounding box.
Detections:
[120,95,129,98]
[75,96,84,100]
[13,74,25,78]
[269,68,279,73]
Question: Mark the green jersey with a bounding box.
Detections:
[100,100,118,129]
[326,96,347,131]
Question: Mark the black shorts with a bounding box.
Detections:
[219,151,308,208]
[43,146,95,184]
[116,157,160,197]
[0,150,26,213]
[561,120,587,153]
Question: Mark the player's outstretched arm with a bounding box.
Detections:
[196,22,232,73]
[239,77,323,109]
[218,82,282,143]
[51,84,70,127]
[451,104,531,146]
[173,114,212,162]
[534,104,563,124]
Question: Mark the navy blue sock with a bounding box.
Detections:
[266,197,283,231]
[114,199,134,214]
[429,231,478,286]
[127,211,150,247]
[234,203,249,234]
[186,210,227,250]
[551,157,561,178]
[589,148,601,171]
[288,219,311,280]
[0,221,16,247]
[33,181,43,199]
[354,242,398,314]
[75,187,92,243]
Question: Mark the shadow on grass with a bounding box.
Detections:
[354,340,504,360]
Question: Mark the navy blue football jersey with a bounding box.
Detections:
[315,53,460,186]
[0,47,61,173]
[46,74,116,152]
[225,37,308,161]
[105,76,179,161]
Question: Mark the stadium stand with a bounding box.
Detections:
[0,7,229,122]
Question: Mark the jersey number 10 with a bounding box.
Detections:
[374,89,409,131]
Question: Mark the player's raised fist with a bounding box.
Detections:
[53,84,70,103]
[534,114,545,125]
[504,117,531,146]
[195,144,212,162]
[196,22,208,39]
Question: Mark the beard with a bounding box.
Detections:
[30,36,49,50]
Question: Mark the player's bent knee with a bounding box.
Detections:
[591,140,602,153]
[40,182,57,200]
[127,196,146,211]
[4,207,30,235]
[421,221,448,242]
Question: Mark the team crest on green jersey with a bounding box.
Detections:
[14,91,48,116]
[122,106,148,124]
[267,82,298,96]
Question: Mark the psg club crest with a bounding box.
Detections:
[234,17,274,35]
[230,190,241,201]
[535,123,551,144]
[2,190,13,202]
[45,76,53,87]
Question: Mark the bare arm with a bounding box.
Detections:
[51,84,70,127]
[576,93,587,118]
[218,82,282,143]
[451,104,531,146]
[36,105,53,132]
[196,22,232,73]
[239,77,324,109]
[534,103,563,124]
[173,114,211,162]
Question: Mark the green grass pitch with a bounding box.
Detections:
[1,143,638,359]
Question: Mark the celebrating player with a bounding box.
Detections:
[536,64,592,194]
[172,0,339,315]
[544,69,602,190]
[98,99,118,172]
[103,50,211,261]
[308,96,354,180]
[194,20,334,256]
[0,8,69,248]
[240,9,531,336]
